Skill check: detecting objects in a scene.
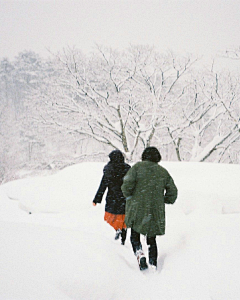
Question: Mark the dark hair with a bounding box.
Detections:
[141,147,161,163]
[109,150,124,163]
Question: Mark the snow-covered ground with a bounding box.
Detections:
[0,161,240,300]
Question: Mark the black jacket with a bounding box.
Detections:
[93,150,131,215]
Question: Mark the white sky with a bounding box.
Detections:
[1,0,240,59]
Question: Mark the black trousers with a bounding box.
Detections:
[130,228,158,266]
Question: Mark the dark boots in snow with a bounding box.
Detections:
[115,229,127,245]
[121,228,127,245]
[136,249,148,271]
[115,229,121,240]
[147,236,158,270]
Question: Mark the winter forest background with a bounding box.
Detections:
[1,45,240,184]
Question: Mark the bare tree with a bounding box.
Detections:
[161,64,240,163]
[3,46,239,178]
[36,46,198,161]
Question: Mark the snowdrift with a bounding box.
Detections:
[0,161,240,300]
[2,161,240,215]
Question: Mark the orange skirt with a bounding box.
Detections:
[104,211,127,231]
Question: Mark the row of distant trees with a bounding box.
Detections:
[0,45,240,183]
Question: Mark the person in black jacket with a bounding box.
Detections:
[93,150,131,245]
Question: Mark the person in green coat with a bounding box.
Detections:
[121,147,178,271]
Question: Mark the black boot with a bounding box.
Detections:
[121,228,127,245]
[136,249,148,271]
[147,236,158,269]
[115,229,122,240]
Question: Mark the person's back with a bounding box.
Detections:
[103,158,130,214]
[93,150,131,244]
[121,147,178,270]
[122,160,177,237]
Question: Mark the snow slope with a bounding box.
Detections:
[0,161,240,300]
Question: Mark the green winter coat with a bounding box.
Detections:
[121,161,178,237]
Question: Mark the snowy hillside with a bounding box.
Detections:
[0,161,240,300]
